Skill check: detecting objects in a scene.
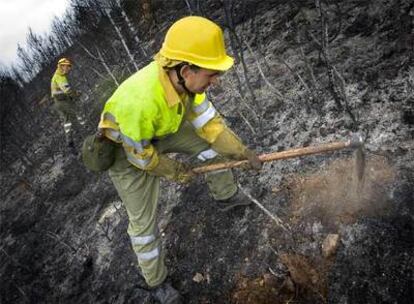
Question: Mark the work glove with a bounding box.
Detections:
[175,162,195,184]
[211,128,262,170]
[149,154,194,184]
[211,127,247,160]
[244,149,262,171]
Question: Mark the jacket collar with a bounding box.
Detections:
[157,61,188,107]
[55,68,67,76]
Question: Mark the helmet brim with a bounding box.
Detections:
[160,51,234,72]
[197,55,234,71]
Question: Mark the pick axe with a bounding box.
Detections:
[192,134,364,175]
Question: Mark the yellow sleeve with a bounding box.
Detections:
[194,115,225,143]
[185,93,247,158]
[210,126,248,160]
[185,93,225,143]
[123,143,159,170]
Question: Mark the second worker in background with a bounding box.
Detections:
[50,58,85,154]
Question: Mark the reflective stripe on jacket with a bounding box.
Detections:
[51,70,72,98]
[98,61,227,170]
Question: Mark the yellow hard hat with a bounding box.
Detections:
[58,58,72,66]
[160,16,234,71]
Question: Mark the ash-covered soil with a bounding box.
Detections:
[1,1,413,303]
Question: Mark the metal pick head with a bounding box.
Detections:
[347,133,364,148]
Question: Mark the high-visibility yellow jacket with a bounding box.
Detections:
[50,70,73,99]
[99,60,246,171]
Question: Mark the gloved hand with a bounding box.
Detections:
[210,127,247,160]
[244,149,262,171]
[70,90,81,98]
[149,155,194,184]
[175,162,195,184]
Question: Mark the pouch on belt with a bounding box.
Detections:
[82,131,117,172]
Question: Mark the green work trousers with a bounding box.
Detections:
[108,122,237,287]
[53,96,85,140]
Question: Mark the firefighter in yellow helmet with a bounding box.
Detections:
[98,16,261,303]
[50,58,84,153]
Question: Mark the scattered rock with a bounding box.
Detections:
[322,234,340,258]
[319,126,328,137]
[192,273,204,283]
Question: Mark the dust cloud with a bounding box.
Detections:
[287,154,395,227]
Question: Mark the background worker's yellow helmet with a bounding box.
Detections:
[160,16,234,71]
[58,58,72,66]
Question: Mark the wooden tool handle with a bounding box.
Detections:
[192,140,353,175]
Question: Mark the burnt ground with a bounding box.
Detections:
[1,1,414,303]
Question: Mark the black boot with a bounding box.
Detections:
[215,189,252,212]
[152,281,182,304]
[67,140,78,156]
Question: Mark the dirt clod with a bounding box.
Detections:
[322,234,340,258]
[231,273,294,304]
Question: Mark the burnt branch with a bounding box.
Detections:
[316,0,343,110]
